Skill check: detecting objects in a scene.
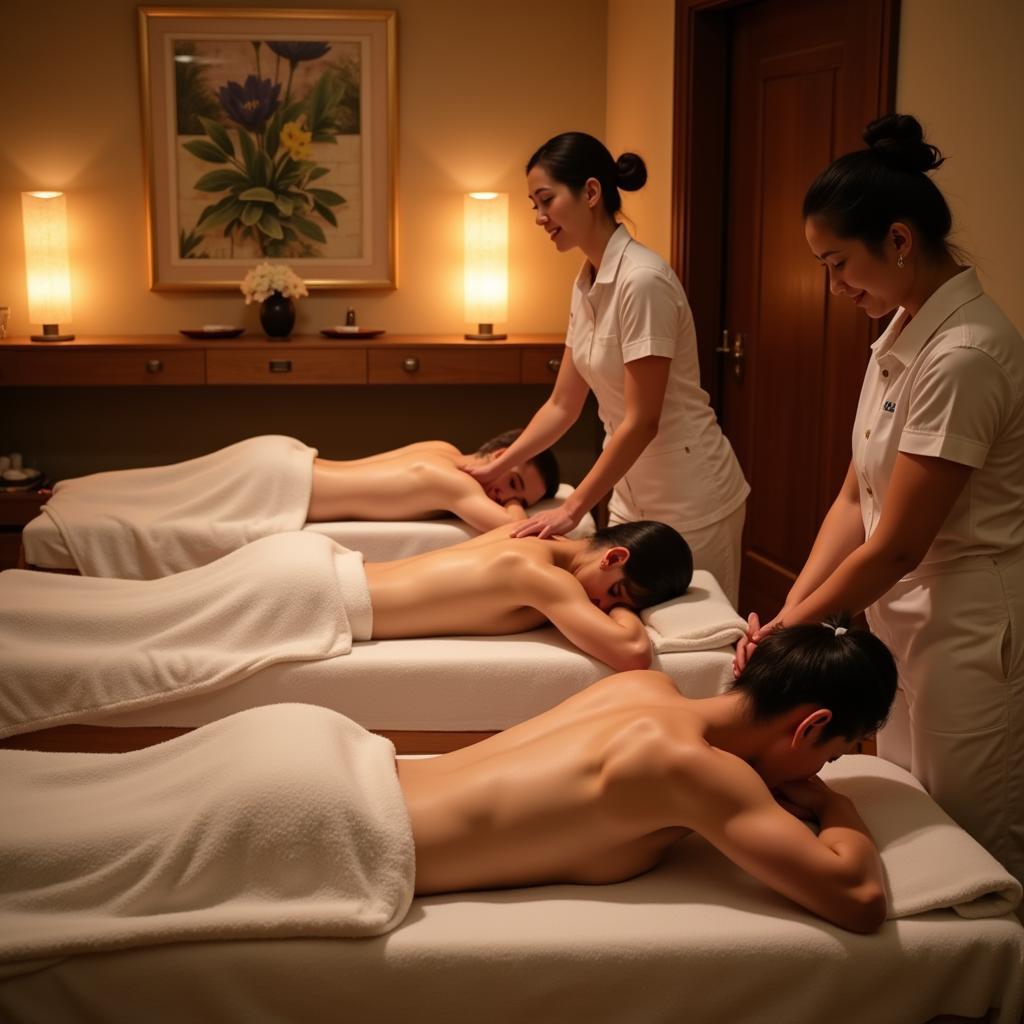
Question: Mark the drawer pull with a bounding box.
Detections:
[269,360,292,373]
[546,358,561,373]
[402,357,420,374]
[145,360,163,374]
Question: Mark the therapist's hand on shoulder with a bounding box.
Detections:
[459,460,504,487]
[510,502,582,539]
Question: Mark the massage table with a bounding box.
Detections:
[21,482,595,571]
[0,543,743,755]
[0,733,1020,1024]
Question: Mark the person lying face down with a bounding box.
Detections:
[399,620,898,933]
[365,519,693,671]
[307,429,560,531]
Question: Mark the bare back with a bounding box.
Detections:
[309,442,478,522]
[399,671,703,894]
[366,528,557,638]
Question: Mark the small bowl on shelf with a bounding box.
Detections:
[180,325,245,340]
[319,326,386,339]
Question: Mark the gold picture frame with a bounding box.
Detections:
[138,7,397,291]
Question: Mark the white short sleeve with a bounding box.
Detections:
[899,346,1013,468]
[617,267,680,363]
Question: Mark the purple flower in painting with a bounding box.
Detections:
[266,41,331,63]
[218,75,281,130]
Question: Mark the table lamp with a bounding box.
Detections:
[22,190,74,342]
[464,192,508,340]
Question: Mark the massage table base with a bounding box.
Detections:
[0,723,496,755]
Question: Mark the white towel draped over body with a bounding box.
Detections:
[0,532,371,738]
[41,435,317,578]
[0,703,415,967]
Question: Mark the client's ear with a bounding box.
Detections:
[792,709,832,749]
[600,545,631,570]
[489,447,508,461]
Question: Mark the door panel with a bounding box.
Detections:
[712,0,894,616]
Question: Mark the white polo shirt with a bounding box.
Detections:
[565,225,749,531]
[852,267,1024,567]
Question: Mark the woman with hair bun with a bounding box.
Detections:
[466,132,749,604]
[736,114,1024,888]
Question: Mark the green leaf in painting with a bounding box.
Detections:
[195,198,244,233]
[312,200,338,228]
[290,213,326,244]
[183,139,229,164]
[306,166,330,183]
[194,169,248,192]
[198,116,235,157]
[240,203,263,226]
[239,186,277,202]
[237,128,258,178]
[310,188,345,207]
[257,210,284,240]
[274,194,295,216]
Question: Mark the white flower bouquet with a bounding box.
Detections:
[240,263,309,304]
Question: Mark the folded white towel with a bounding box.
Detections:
[822,754,1022,919]
[0,703,415,966]
[641,570,746,653]
[42,435,316,578]
[0,532,369,738]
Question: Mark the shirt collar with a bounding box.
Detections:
[573,224,633,298]
[871,266,983,369]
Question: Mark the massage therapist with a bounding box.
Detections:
[736,114,1024,889]
[466,132,748,604]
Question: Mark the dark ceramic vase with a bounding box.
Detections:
[260,291,295,338]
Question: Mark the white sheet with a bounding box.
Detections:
[0,704,414,965]
[23,483,594,570]
[1,755,1020,1024]
[38,435,316,578]
[0,533,369,739]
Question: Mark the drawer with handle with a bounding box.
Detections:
[206,348,367,384]
[12,349,205,386]
[520,347,565,384]
[368,347,518,384]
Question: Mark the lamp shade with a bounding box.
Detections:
[464,192,508,337]
[21,191,72,328]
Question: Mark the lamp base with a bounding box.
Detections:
[31,324,75,342]
[464,323,507,340]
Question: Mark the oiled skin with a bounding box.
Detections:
[399,671,693,894]
[363,525,652,670]
[307,441,537,530]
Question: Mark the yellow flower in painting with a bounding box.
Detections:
[280,119,313,161]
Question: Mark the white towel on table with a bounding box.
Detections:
[0,532,370,738]
[642,570,746,653]
[42,435,316,578]
[822,754,1022,919]
[0,703,414,967]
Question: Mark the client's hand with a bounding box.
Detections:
[775,777,832,823]
[509,502,581,539]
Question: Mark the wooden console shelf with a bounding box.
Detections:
[0,335,566,387]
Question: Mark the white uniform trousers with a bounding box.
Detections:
[868,550,1024,890]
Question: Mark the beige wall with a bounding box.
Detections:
[896,0,1024,331]
[604,0,675,261]
[1,0,606,339]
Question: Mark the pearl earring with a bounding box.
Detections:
[897,254,905,268]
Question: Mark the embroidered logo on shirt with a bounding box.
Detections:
[883,400,896,413]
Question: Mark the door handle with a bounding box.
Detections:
[716,330,746,382]
[269,360,292,373]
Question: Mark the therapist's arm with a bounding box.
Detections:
[762,452,972,631]
[558,354,670,519]
[462,351,590,487]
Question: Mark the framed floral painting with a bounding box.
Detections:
[138,8,396,290]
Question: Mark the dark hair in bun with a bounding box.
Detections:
[803,114,953,259]
[527,131,647,217]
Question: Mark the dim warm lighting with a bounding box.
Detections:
[21,190,74,342]
[464,191,508,340]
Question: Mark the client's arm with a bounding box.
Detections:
[443,475,532,532]
[522,565,652,671]
[687,760,886,934]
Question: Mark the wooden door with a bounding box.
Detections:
[674,0,898,616]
